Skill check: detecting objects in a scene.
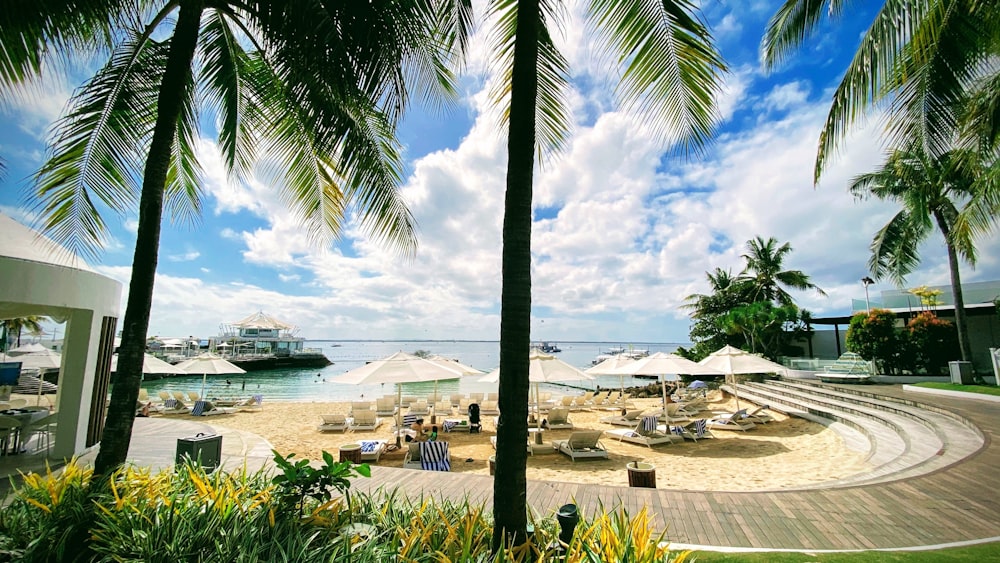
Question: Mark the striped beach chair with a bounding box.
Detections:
[419,441,450,471]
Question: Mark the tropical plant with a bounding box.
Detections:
[738,236,826,306]
[2,2,467,475]
[271,449,369,516]
[906,312,960,375]
[0,316,47,351]
[679,268,749,360]
[846,309,901,374]
[487,0,726,548]
[850,146,980,362]
[718,301,810,360]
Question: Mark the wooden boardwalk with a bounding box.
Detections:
[353,386,1000,551]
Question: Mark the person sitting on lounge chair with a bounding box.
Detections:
[405,418,426,442]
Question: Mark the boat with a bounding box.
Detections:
[533,342,561,353]
[214,312,332,371]
[591,346,649,365]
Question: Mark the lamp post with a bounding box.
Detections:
[861,276,874,313]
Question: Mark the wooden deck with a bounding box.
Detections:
[352,386,1000,551]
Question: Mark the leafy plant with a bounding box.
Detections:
[271,450,370,516]
[906,312,959,375]
[846,309,902,374]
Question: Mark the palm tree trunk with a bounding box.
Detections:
[933,210,972,363]
[94,0,204,476]
[493,0,539,550]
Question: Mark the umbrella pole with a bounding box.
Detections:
[201,373,207,400]
[395,385,402,449]
[661,376,668,414]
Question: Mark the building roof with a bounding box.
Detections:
[229,311,295,331]
[0,213,94,272]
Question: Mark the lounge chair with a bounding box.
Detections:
[705,409,755,431]
[600,409,645,426]
[317,414,349,432]
[358,439,387,462]
[375,397,397,417]
[743,405,775,424]
[487,392,499,402]
[351,401,374,416]
[450,394,464,407]
[669,418,715,441]
[408,401,430,416]
[236,394,264,412]
[675,397,707,416]
[187,391,200,402]
[172,391,187,403]
[403,441,451,471]
[657,403,692,424]
[191,400,235,416]
[545,407,574,430]
[606,415,683,448]
[478,400,500,416]
[350,410,383,432]
[491,435,535,455]
[468,392,484,404]
[554,431,608,462]
[400,395,417,407]
[433,400,453,417]
[158,391,172,402]
[160,398,191,415]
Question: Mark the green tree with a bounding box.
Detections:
[718,301,810,360]
[680,268,749,360]
[488,0,725,547]
[3,1,464,475]
[906,311,959,374]
[846,309,900,373]
[739,236,826,306]
[0,316,47,351]
[850,146,980,363]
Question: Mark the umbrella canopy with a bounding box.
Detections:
[426,355,482,375]
[6,343,49,355]
[585,353,637,394]
[611,352,724,412]
[15,349,63,371]
[698,345,788,379]
[688,380,708,389]
[480,349,596,431]
[111,353,187,376]
[175,353,247,397]
[338,351,467,446]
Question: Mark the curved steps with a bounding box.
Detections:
[721,379,984,489]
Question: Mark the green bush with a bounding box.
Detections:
[846,309,902,374]
[906,312,960,375]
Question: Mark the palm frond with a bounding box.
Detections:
[868,210,928,285]
[954,156,1000,237]
[761,0,848,71]
[163,54,203,229]
[591,0,727,153]
[28,31,166,260]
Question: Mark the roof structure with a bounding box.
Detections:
[229,311,295,331]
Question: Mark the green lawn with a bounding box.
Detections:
[911,382,1000,396]
[691,542,1000,562]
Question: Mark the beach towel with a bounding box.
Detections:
[641,415,658,433]
[693,418,708,438]
[670,425,685,436]
[164,399,178,409]
[252,394,264,406]
[443,419,457,432]
[419,441,450,471]
[359,441,379,453]
[191,401,207,416]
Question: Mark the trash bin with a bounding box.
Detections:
[339,443,362,464]
[176,432,222,472]
[949,361,973,385]
[627,461,656,488]
[556,503,579,545]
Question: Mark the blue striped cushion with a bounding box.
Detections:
[419,441,450,471]
[641,415,658,433]
[359,441,378,453]
[191,401,207,416]
[164,399,177,409]
[694,419,707,437]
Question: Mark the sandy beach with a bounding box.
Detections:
[186,391,871,491]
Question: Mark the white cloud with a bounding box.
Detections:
[167,250,201,262]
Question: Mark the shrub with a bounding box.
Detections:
[906,312,960,375]
[846,309,901,374]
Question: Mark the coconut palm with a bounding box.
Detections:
[739,236,826,306]
[486,0,726,546]
[0,316,47,351]
[2,1,467,474]
[761,0,1000,184]
[850,146,981,362]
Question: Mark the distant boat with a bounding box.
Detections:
[217,312,332,371]
[534,342,561,353]
[592,346,649,365]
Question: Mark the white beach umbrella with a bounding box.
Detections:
[698,345,787,410]
[338,351,466,446]
[427,355,482,376]
[175,353,246,398]
[612,352,724,412]
[586,353,637,394]
[479,349,596,431]
[111,353,187,376]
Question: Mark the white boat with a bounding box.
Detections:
[591,346,649,365]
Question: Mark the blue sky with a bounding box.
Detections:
[2,1,998,343]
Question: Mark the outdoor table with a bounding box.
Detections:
[0,409,50,454]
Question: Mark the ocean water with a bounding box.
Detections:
[140,340,682,402]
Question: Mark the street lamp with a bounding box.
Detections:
[861,276,875,313]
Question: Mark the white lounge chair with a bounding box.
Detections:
[657,403,692,424]
[357,439,387,462]
[403,440,451,471]
[600,409,645,427]
[743,405,775,424]
[375,397,397,417]
[478,400,500,416]
[408,401,430,416]
[160,398,192,415]
[669,418,716,441]
[191,400,235,416]
[554,431,608,462]
[433,400,453,416]
[545,407,574,430]
[236,394,264,412]
[350,410,383,432]
[705,409,755,431]
[317,414,349,432]
[606,415,683,448]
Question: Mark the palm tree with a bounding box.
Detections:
[850,146,981,362]
[761,0,1000,185]
[488,0,726,547]
[0,316,47,351]
[739,236,826,306]
[2,1,466,475]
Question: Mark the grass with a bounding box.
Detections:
[911,382,1000,396]
[691,542,1000,562]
